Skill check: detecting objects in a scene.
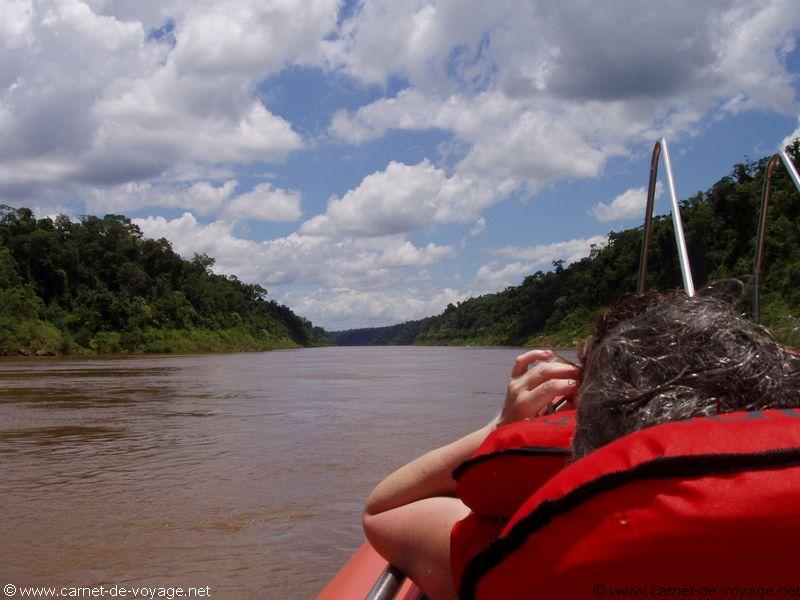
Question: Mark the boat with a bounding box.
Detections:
[316,542,424,600]
[317,138,800,600]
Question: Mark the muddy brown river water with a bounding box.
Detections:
[1,346,577,599]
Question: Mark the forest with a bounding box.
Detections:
[0,207,332,355]
[333,144,800,348]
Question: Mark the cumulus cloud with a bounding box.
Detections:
[86,180,236,215]
[473,261,538,291]
[476,235,608,289]
[169,0,339,77]
[459,216,486,248]
[329,89,613,190]
[300,159,501,237]
[330,89,688,193]
[133,212,455,288]
[223,183,302,222]
[324,0,499,89]
[283,286,471,330]
[492,235,608,263]
[589,182,664,222]
[782,118,800,148]
[331,1,799,108]
[468,216,486,237]
[329,1,800,193]
[0,0,336,199]
[715,1,800,115]
[86,179,302,221]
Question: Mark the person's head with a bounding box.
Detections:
[571,281,800,459]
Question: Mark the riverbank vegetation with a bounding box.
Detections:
[333,145,800,348]
[0,207,332,355]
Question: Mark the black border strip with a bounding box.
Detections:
[459,447,800,600]
[452,446,570,481]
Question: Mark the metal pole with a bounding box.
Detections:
[753,151,800,323]
[637,143,661,294]
[637,137,696,297]
[365,564,405,600]
[781,150,800,191]
[753,154,780,324]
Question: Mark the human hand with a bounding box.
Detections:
[496,349,581,428]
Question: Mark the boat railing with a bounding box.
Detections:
[365,564,405,600]
[637,137,696,297]
[753,150,800,323]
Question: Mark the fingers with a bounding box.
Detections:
[515,361,581,393]
[520,378,580,417]
[501,350,582,427]
[511,349,553,377]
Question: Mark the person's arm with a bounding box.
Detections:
[363,349,580,599]
[362,427,493,600]
[364,423,494,517]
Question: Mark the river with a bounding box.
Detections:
[1,346,563,599]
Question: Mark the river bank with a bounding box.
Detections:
[0,318,317,357]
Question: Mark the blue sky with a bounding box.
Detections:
[2,1,800,329]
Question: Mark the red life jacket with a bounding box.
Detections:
[454,411,575,518]
[453,408,800,600]
[451,411,575,587]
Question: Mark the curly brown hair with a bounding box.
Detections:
[572,280,800,459]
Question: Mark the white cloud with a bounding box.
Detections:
[133,212,455,289]
[0,0,339,199]
[324,1,498,89]
[300,159,501,237]
[223,183,302,222]
[589,182,664,223]
[5,1,798,207]
[170,0,339,78]
[492,235,608,264]
[476,234,608,289]
[330,1,799,110]
[85,82,304,177]
[328,89,502,144]
[473,261,537,291]
[460,216,486,248]
[282,286,471,330]
[85,179,302,222]
[782,118,800,149]
[85,180,235,215]
[468,217,485,237]
[714,1,800,116]
[328,1,800,195]
[0,1,33,52]
[329,89,684,193]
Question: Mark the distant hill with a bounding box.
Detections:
[0,207,333,355]
[333,144,800,348]
[331,318,436,346]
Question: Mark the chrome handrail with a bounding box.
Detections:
[753,150,800,323]
[365,564,405,600]
[637,137,696,296]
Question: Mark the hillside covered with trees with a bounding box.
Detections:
[333,145,800,348]
[0,207,332,355]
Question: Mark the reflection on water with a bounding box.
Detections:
[0,347,558,598]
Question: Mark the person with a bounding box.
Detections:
[362,284,800,600]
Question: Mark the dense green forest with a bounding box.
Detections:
[333,144,800,348]
[0,207,332,355]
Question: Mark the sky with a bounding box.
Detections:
[2,0,800,330]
